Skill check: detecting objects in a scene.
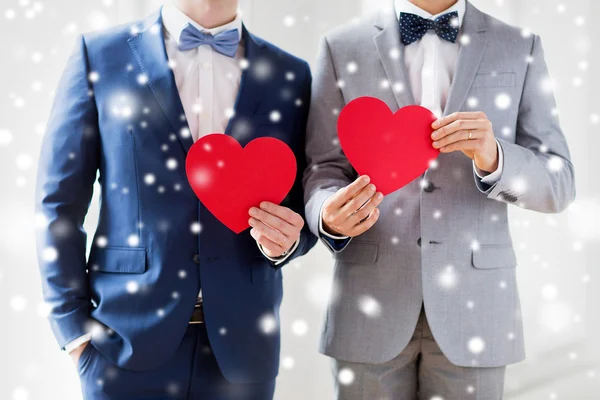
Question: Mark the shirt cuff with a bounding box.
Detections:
[257,238,300,266]
[474,139,504,185]
[318,200,352,252]
[64,333,91,353]
[318,210,350,240]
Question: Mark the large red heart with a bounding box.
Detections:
[185,134,297,234]
[337,97,439,195]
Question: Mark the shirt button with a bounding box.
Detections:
[202,62,211,70]
[192,254,200,264]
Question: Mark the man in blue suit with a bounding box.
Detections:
[35,0,316,398]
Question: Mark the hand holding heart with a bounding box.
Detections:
[431,111,499,173]
[322,175,384,237]
[249,202,304,258]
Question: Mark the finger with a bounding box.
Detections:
[440,138,482,153]
[259,202,304,228]
[431,119,484,140]
[432,111,486,129]
[249,207,296,236]
[433,129,483,149]
[329,175,371,209]
[340,184,377,216]
[249,218,290,247]
[251,228,285,256]
[347,192,384,226]
[348,208,380,237]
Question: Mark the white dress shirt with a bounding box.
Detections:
[66,4,298,353]
[320,0,503,242]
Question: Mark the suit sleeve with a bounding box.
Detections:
[303,37,356,252]
[35,35,100,349]
[474,35,576,213]
[267,61,318,268]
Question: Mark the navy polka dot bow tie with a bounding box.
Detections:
[399,11,460,45]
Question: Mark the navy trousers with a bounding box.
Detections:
[77,325,276,400]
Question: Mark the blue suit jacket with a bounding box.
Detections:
[35,10,316,383]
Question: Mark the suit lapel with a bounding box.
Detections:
[443,2,488,116]
[225,25,267,136]
[373,7,416,109]
[128,10,194,154]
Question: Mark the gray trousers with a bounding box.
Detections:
[332,308,506,400]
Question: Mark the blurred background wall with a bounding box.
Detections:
[0,0,599,399]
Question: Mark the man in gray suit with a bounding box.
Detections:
[303,0,575,398]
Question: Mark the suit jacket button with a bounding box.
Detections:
[417,237,422,247]
[423,182,436,193]
[192,254,200,264]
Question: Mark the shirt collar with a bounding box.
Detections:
[395,0,466,28]
[161,3,242,44]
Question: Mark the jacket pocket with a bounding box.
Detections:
[333,240,379,264]
[472,72,516,88]
[472,244,517,269]
[88,247,147,274]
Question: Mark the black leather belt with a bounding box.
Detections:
[189,300,205,324]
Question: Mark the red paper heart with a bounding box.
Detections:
[337,97,439,195]
[185,134,297,234]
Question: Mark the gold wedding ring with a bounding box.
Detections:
[468,130,473,140]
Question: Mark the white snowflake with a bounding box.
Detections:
[357,295,382,318]
[438,265,458,289]
[467,96,479,108]
[337,368,355,385]
[42,246,58,262]
[467,337,485,354]
[281,356,295,370]
[258,313,278,335]
[5,9,16,20]
[346,61,358,74]
[127,234,140,247]
[37,301,51,318]
[126,281,139,294]
[166,158,178,170]
[546,156,563,172]
[269,110,281,122]
[291,319,308,336]
[10,296,28,312]
[137,74,149,85]
[190,222,201,234]
[283,15,295,27]
[16,154,32,170]
[495,93,511,110]
[0,129,13,146]
[144,173,156,185]
[96,236,108,248]
[393,82,405,93]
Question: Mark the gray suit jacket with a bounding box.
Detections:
[303,2,575,368]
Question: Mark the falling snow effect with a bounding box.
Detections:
[1,1,597,399]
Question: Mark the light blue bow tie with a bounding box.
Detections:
[178,24,240,58]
